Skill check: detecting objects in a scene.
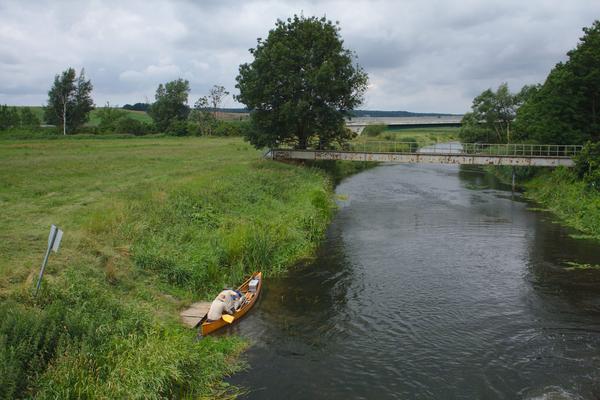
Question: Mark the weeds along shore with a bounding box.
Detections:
[0,136,362,399]
[482,165,600,242]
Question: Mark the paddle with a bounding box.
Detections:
[222,314,235,324]
[194,313,208,329]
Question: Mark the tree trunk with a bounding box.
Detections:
[298,135,307,150]
[62,101,67,136]
[297,123,307,149]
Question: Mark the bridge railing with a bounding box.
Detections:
[331,142,583,158]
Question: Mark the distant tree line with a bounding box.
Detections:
[350,110,456,118]
[0,105,41,130]
[0,72,248,137]
[122,103,150,112]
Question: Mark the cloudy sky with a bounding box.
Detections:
[0,0,599,113]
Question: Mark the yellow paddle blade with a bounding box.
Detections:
[222,314,234,324]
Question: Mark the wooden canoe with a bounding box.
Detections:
[200,272,262,336]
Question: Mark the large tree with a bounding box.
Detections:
[515,20,600,144]
[44,68,94,135]
[459,83,535,143]
[148,79,190,132]
[236,15,368,149]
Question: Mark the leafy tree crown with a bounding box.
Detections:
[44,68,94,134]
[236,15,368,149]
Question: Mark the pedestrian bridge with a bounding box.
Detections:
[268,142,582,167]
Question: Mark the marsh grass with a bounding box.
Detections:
[0,137,335,398]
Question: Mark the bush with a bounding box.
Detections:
[362,123,386,137]
[73,126,98,135]
[0,105,21,130]
[187,120,250,137]
[575,141,600,190]
[401,136,418,152]
[19,108,41,128]
[213,120,247,137]
[165,120,189,136]
[97,106,128,133]
[114,117,153,136]
[0,127,59,140]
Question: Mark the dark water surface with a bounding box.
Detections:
[228,163,600,399]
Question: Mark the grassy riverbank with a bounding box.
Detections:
[0,137,336,398]
[524,168,600,240]
[484,165,600,241]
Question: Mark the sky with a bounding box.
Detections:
[0,0,599,114]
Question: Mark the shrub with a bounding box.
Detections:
[74,126,99,135]
[213,120,245,137]
[0,127,59,140]
[114,117,153,136]
[0,105,21,130]
[19,108,41,128]
[165,120,189,136]
[575,141,600,190]
[362,123,386,137]
[97,105,128,133]
[394,136,418,153]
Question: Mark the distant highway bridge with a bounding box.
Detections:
[269,142,582,167]
[346,116,463,134]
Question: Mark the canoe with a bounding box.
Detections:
[200,272,262,336]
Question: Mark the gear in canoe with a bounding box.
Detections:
[199,272,262,336]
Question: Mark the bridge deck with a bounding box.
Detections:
[271,149,574,166]
[270,143,582,167]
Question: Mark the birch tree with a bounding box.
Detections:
[44,68,94,135]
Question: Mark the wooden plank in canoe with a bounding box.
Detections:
[180,301,211,328]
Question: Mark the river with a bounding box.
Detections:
[228,161,600,399]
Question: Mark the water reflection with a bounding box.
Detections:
[228,163,600,399]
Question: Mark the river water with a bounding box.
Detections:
[228,161,600,399]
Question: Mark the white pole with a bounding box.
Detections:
[35,228,57,296]
[63,100,67,136]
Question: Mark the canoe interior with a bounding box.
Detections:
[201,271,262,336]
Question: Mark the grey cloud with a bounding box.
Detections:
[0,0,599,113]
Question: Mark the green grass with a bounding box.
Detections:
[0,137,336,398]
[12,106,153,126]
[524,167,600,241]
[353,127,459,149]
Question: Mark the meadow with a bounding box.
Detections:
[0,137,335,398]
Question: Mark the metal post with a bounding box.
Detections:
[511,166,516,192]
[35,228,57,296]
